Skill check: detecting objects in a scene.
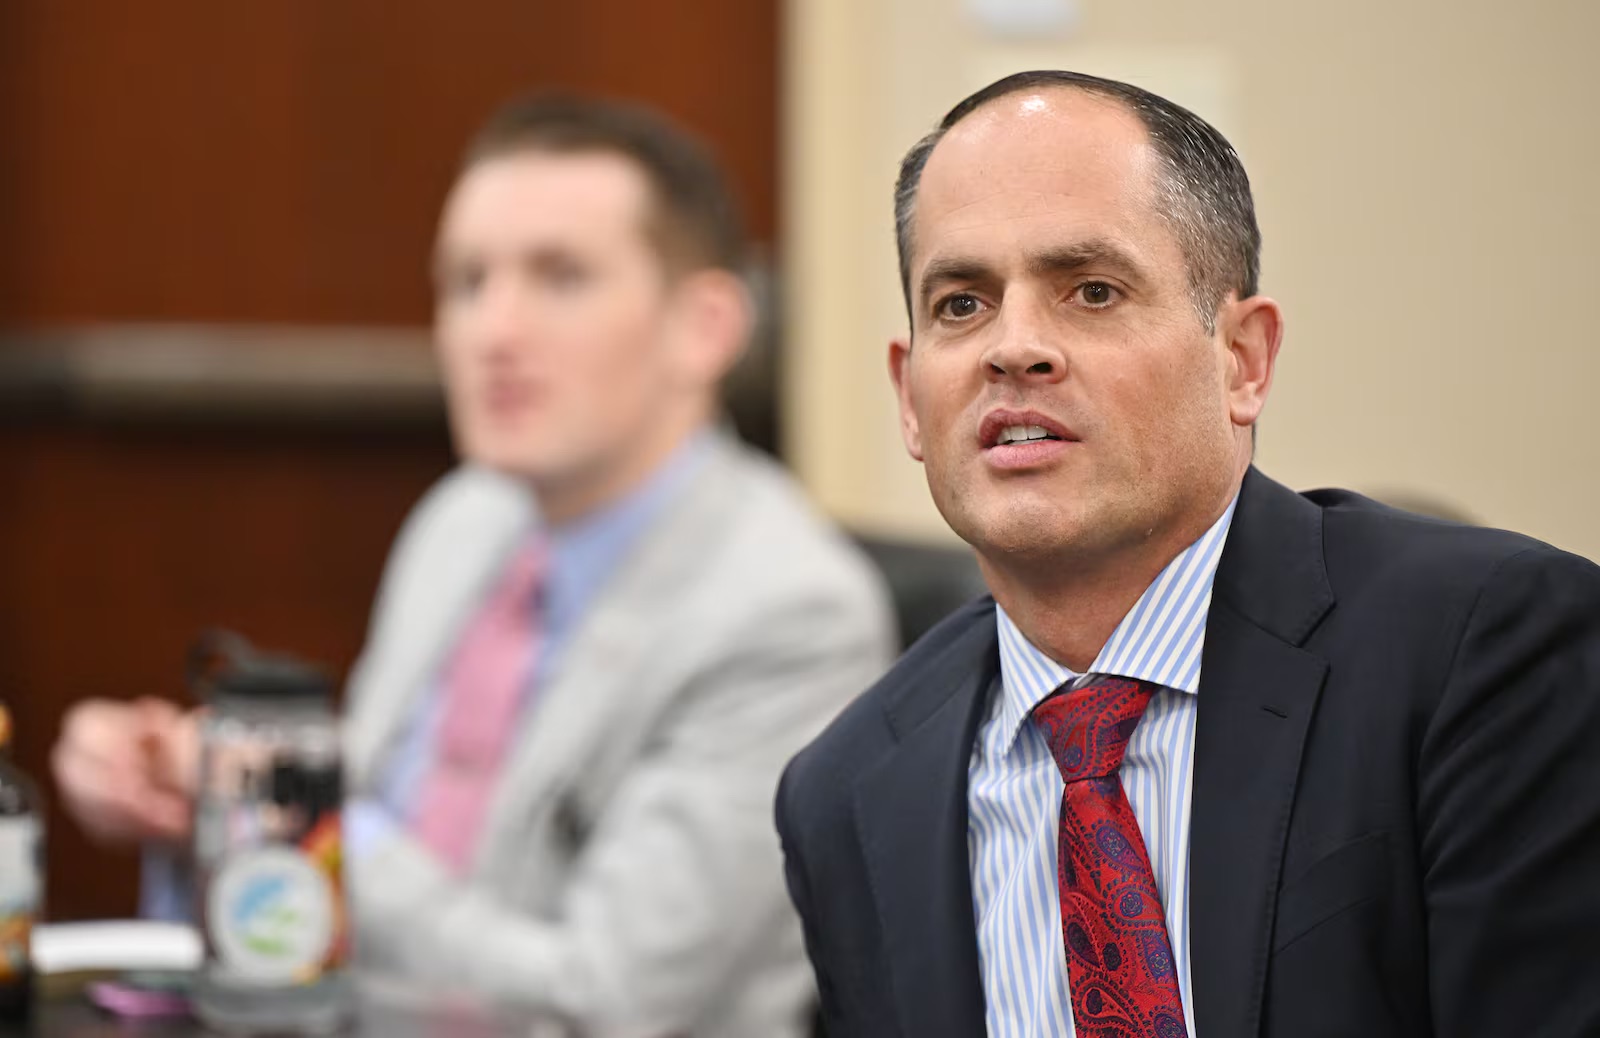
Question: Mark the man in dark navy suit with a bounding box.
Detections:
[776,70,1600,1038]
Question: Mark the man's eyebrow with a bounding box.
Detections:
[432,241,583,281]
[1025,240,1148,281]
[917,257,995,305]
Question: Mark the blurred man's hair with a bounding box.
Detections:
[894,70,1260,333]
[465,94,746,277]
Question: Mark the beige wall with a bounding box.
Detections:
[783,0,1600,561]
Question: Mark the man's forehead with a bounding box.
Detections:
[912,91,1160,267]
[442,149,653,242]
[923,89,1154,205]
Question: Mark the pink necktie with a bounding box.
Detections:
[412,538,546,873]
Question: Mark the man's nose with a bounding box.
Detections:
[464,274,535,358]
[979,298,1068,383]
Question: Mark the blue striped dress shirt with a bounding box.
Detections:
[969,494,1237,1037]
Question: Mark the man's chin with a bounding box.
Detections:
[952,512,1081,563]
[461,443,558,483]
[937,486,1089,556]
[977,528,1082,563]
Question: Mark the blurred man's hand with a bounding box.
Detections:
[51,697,198,846]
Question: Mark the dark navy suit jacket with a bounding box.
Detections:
[777,468,1600,1037]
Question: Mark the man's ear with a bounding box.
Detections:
[1219,294,1284,429]
[888,336,924,462]
[668,268,754,386]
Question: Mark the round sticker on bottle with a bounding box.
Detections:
[208,847,335,982]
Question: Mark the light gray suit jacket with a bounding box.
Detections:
[342,431,896,1037]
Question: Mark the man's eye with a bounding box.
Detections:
[441,267,484,300]
[546,264,590,290]
[938,294,983,320]
[1076,282,1118,308]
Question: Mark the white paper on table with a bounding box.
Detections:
[30,920,202,974]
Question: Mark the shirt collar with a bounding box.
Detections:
[992,491,1239,754]
[540,428,713,635]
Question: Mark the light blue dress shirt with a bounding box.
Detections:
[968,494,1237,1038]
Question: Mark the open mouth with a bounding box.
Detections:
[993,424,1064,446]
[978,410,1076,469]
[484,379,538,412]
[979,410,1076,449]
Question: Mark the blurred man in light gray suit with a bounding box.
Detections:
[52,95,895,1038]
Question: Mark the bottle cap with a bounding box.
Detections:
[188,630,333,707]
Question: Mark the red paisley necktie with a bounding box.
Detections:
[1031,676,1188,1038]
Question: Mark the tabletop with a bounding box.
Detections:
[1,975,535,1038]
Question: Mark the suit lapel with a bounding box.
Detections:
[855,607,996,1038]
[1189,468,1334,1038]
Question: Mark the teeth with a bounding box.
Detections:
[997,424,1055,445]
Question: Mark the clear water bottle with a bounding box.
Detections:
[189,633,350,1035]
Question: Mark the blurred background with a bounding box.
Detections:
[2,0,1596,921]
